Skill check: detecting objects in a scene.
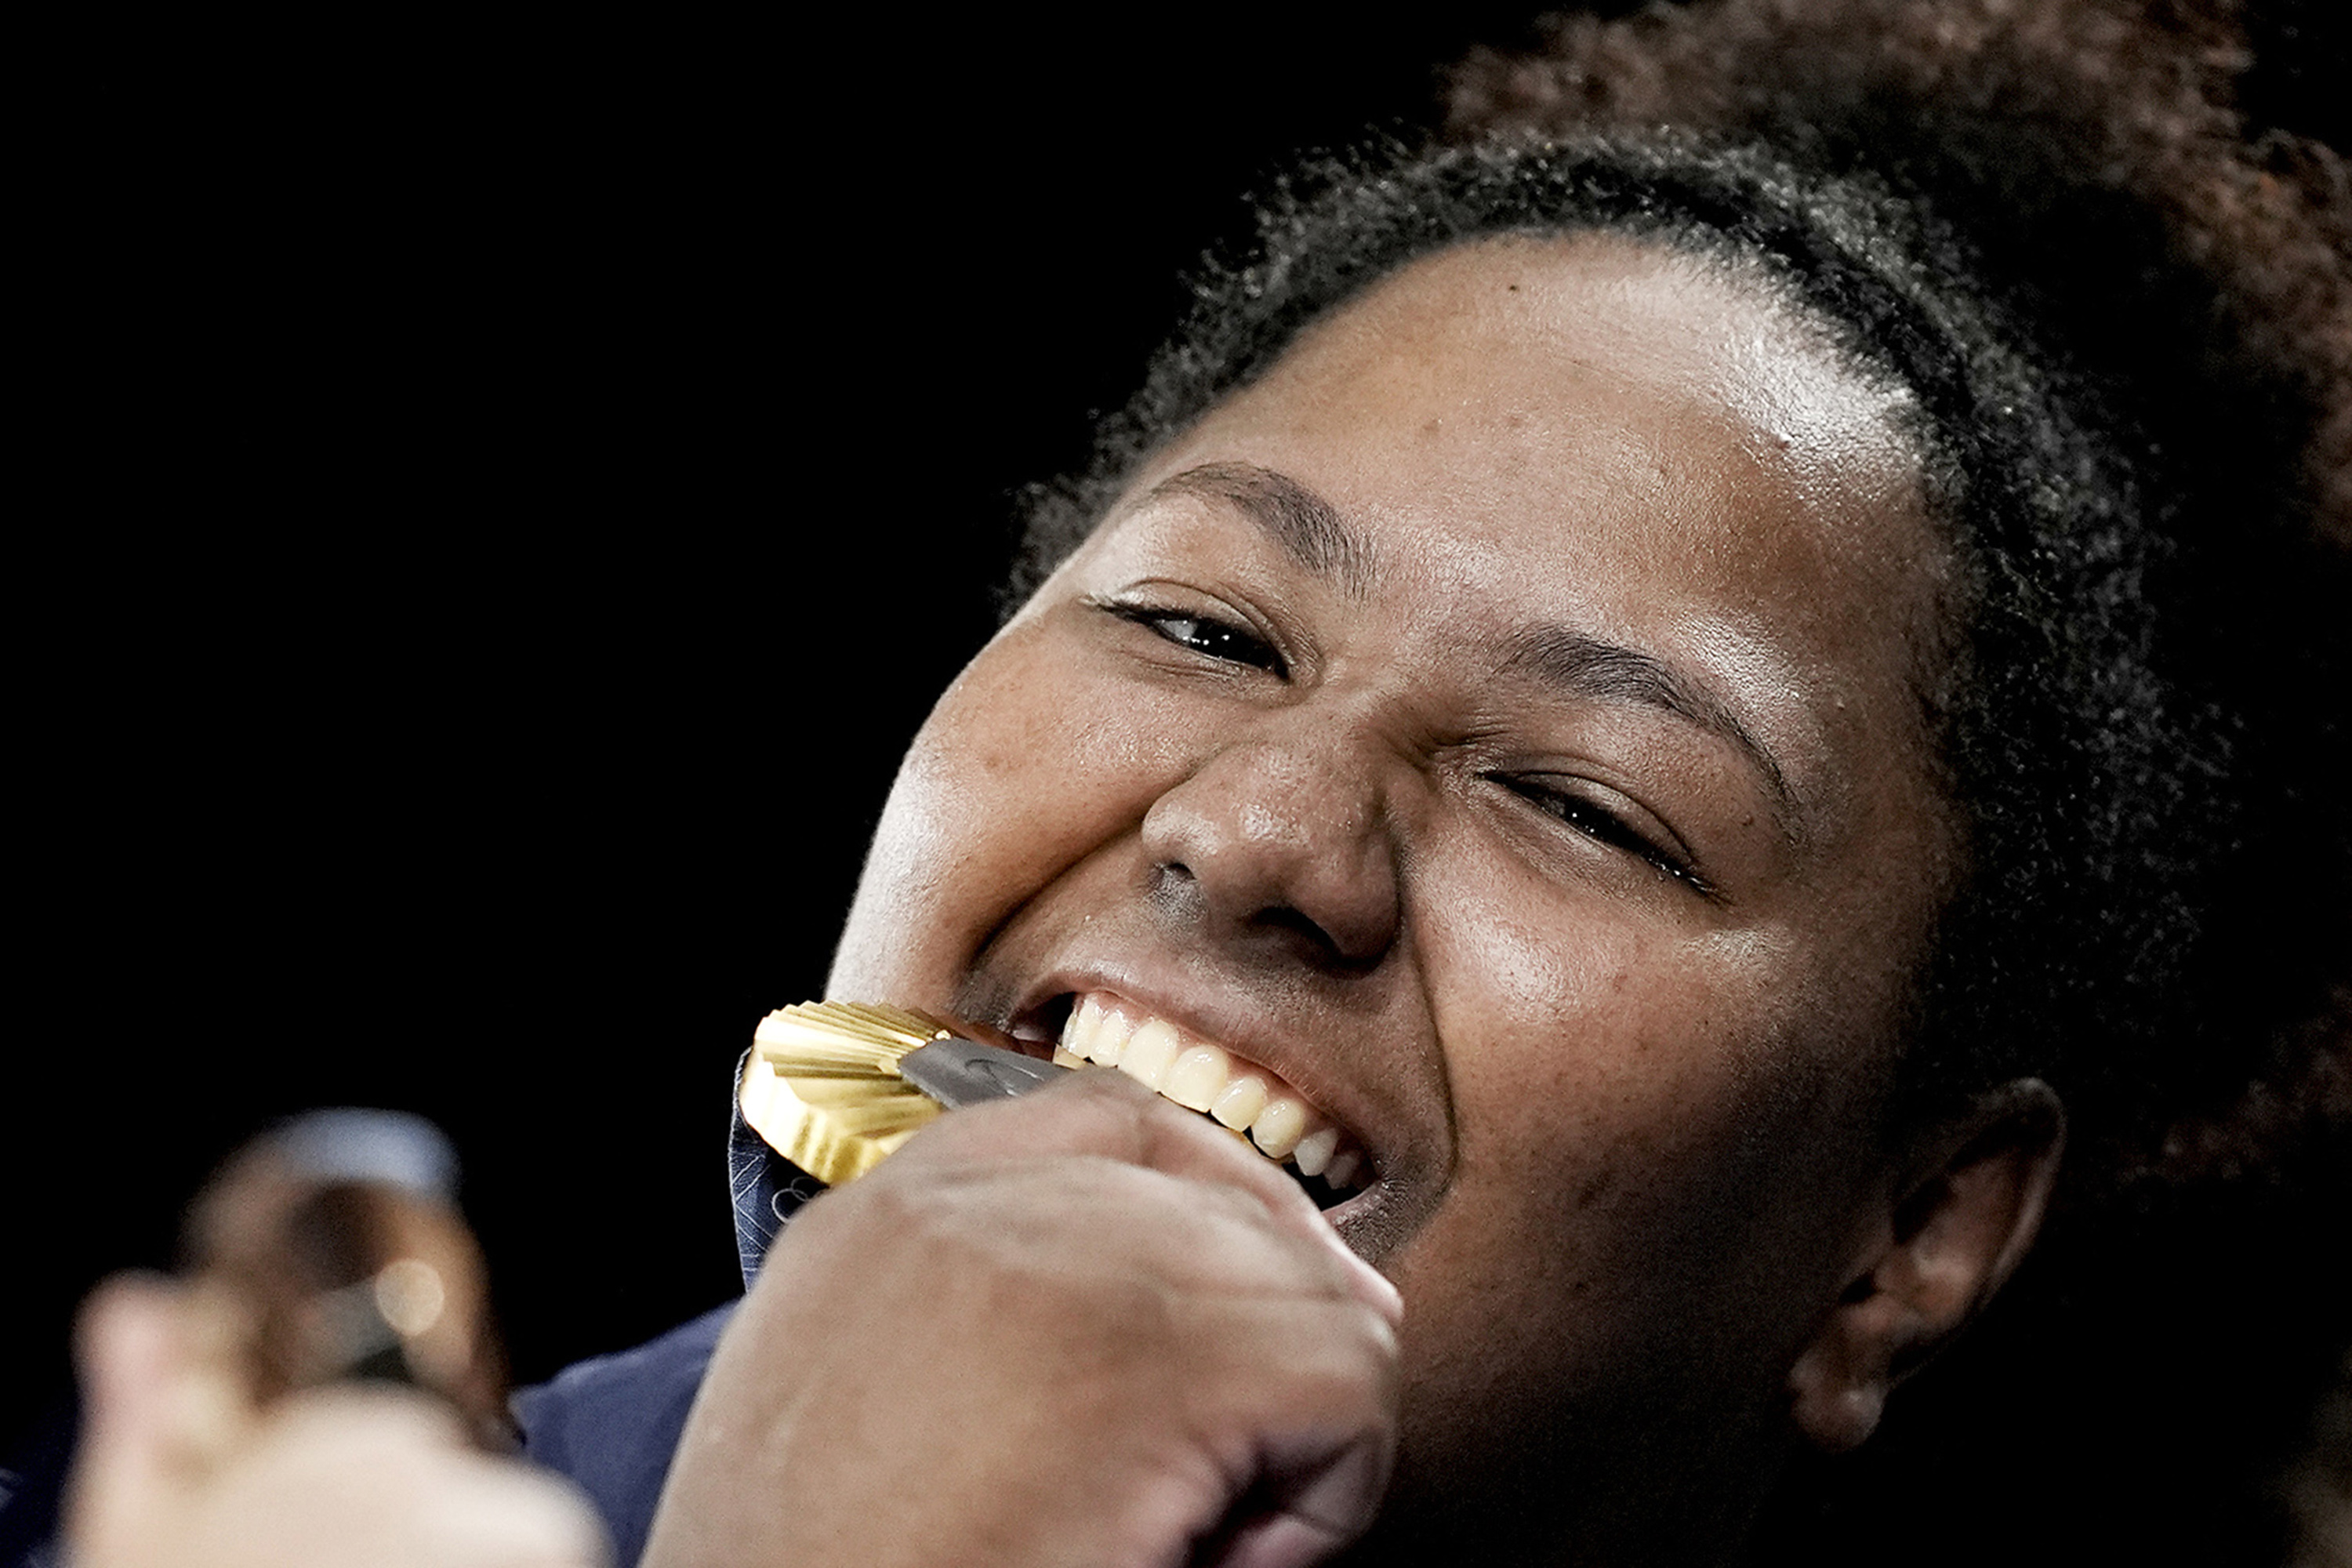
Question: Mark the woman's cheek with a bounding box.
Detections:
[829,627,1221,996]
[1411,891,1827,1287]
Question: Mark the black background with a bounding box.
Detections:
[14,5,2349,1560]
[13,2,1595,1447]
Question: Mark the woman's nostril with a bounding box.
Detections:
[1249,906,1368,969]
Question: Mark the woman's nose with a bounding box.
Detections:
[1138,720,1403,971]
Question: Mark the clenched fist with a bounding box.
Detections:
[644,1069,1403,1568]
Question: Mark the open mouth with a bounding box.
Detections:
[1044,992,1374,1209]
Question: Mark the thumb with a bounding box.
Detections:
[1204,1421,1396,1568]
[67,1275,254,1563]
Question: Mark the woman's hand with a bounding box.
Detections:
[643,1069,1403,1568]
[66,1276,610,1568]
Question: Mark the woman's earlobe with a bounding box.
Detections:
[1788,1079,2066,1453]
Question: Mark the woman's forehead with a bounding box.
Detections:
[1254,235,1915,492]
[1119,233,1940,654]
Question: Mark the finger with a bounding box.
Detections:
[1207,1417,1399,1568]
[1222,1419,1395,1568]
[833,1156,1374,1322]
[228,1388,610,1568]
[901,1070,1402,1323]
[67,1276,252,1563]
[75,1276,185,1450]
[1214,1511,1359,1568]
[1176,1294,1399,1568]
[1173,1292,1398,1458]
[76,1276,254,1465]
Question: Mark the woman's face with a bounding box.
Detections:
[829,234,1961,1526]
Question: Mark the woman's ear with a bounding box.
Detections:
[1787,1078,2065,1452]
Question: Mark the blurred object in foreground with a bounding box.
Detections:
[2290,1338,2352,1568]
[180,1109,510,1446]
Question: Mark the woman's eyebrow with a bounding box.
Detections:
[1135,460,1799,826]
[1504,626,1801,826]
[1142,462,1377,598]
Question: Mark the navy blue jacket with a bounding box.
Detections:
[510,1087,818,1565]
[512,1303,737,1566]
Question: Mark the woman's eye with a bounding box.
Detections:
[1108,603,1287,675]
[1496,775,1709,892]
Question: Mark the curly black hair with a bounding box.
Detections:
[1007,0,2348,1208]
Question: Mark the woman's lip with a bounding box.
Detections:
[940,1011,1055,1061]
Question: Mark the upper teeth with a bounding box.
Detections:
[1053,993,1367,1192]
